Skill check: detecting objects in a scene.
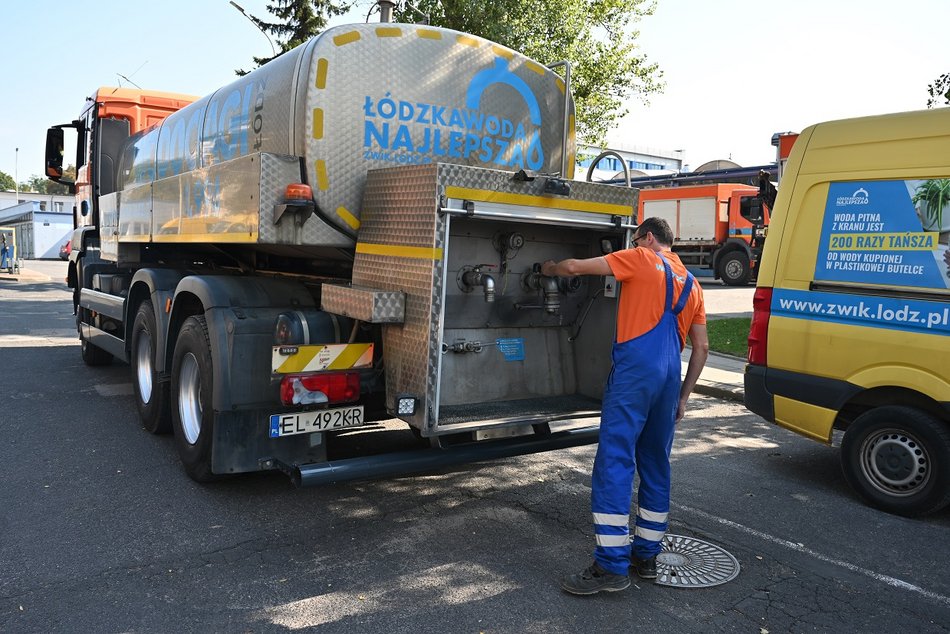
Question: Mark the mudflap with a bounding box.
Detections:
[211,410,329,475]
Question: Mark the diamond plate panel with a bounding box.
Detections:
[353,164,442,429]
[321,284,405,323]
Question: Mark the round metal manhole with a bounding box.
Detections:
[654,534,740,588]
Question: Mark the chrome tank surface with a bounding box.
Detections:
[113,23,574,250]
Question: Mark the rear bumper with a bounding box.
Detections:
[743,364,774,421]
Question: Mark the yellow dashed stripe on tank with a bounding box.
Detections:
[336,206,361,230]
[356,242,443,260]
[314,160,329,191]
[315,58,328,89]
[312,108,324,140]
[417,29,442,40]
[456,35,480,48]
[525,61,545,76]
[376,27,402,37]
[273,343,374,374]
[333,31,361,46]
[492,46,513,60]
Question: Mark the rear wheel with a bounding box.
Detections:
[718,251,751,286]
[131,300,171,434]
[841,406,950,517]
[79,317,112,367]
[171,315,217,482]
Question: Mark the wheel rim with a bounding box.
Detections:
[135,330,153,404]
[724,259,743,279]
[859,427,930,497]
[178,352,202,445]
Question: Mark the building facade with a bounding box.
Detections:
[0,191,75,260]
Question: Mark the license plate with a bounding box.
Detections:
[269,406,364,438]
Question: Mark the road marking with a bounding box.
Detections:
[0,334,77,347]
[674,503,950,607]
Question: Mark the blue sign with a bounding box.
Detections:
[772,288,950,336]
[814,180,950,290]
[496,337,526,361]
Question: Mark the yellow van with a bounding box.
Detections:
[744,108,950,517]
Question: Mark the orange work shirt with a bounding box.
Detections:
[604,248,706,348]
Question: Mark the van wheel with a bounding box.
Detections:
[131,300,171,434]
[841,406,950,517]
[718,252,750,286]
[171,315,217,482]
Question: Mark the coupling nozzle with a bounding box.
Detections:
[460,267,496,303]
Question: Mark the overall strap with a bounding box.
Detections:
[656,253,674,312]
[672,272,695,316]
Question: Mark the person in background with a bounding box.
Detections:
[0,234,9,271]
[541,217,709,595]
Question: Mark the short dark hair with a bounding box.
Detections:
[637,217,674,246]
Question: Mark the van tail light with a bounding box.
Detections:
[747,287,773,366]
[280,371,360,406]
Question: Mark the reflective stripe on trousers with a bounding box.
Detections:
[591,254,694,575]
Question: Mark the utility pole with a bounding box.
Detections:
[14,147,18,203]
[229,1,278,58]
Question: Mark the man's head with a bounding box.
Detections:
[632,217,674,249]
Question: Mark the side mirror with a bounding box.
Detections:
[45,125,77,194]
[46,127,66,178]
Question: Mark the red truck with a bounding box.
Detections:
[637,182,769,285]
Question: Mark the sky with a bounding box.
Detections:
[0,0,947,182]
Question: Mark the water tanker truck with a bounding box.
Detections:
[45,22,637,484]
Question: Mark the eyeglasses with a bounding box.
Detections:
[633,232,649,245]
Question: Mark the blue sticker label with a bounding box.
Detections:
[815,180,950,290]
[496,337,526,361]
[269,415,280,438]
[772,288,950,336]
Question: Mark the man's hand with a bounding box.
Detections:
[675,396,687,422]
[541,260,558,277]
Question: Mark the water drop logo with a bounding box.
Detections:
[466,57,544,170]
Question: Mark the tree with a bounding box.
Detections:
[926,73,950,108]
[236,0,352,75]
[19,166,75,195]
[395,0,664,145]
[0,170,14,191]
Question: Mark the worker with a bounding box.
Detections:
[542,216,709,595]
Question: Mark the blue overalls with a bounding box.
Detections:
[591,253,695,575]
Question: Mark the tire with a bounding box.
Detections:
[841,406,950,517]
[80,326,113,366]
[131,300,171,434]
[171,315,217,482]
[718,251,751,286]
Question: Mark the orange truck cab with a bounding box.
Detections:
[637,183,769,285]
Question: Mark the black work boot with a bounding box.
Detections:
[631,554,657,580]
[560,562,630,595]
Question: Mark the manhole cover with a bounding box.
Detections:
[654,534,740,588]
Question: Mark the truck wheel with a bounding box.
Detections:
[718,252,750,286]
[80,326,112,366]
[171,315,217,482]
[841,406,950,517]
[131,300,171,434]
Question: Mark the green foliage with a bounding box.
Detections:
[912,178,950,231]
[0,170,14,191]
[705,317,750,358]
[926,72,950,108]
[236,0,352,75]
[20,165,75,195]
[396,0,664,145]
